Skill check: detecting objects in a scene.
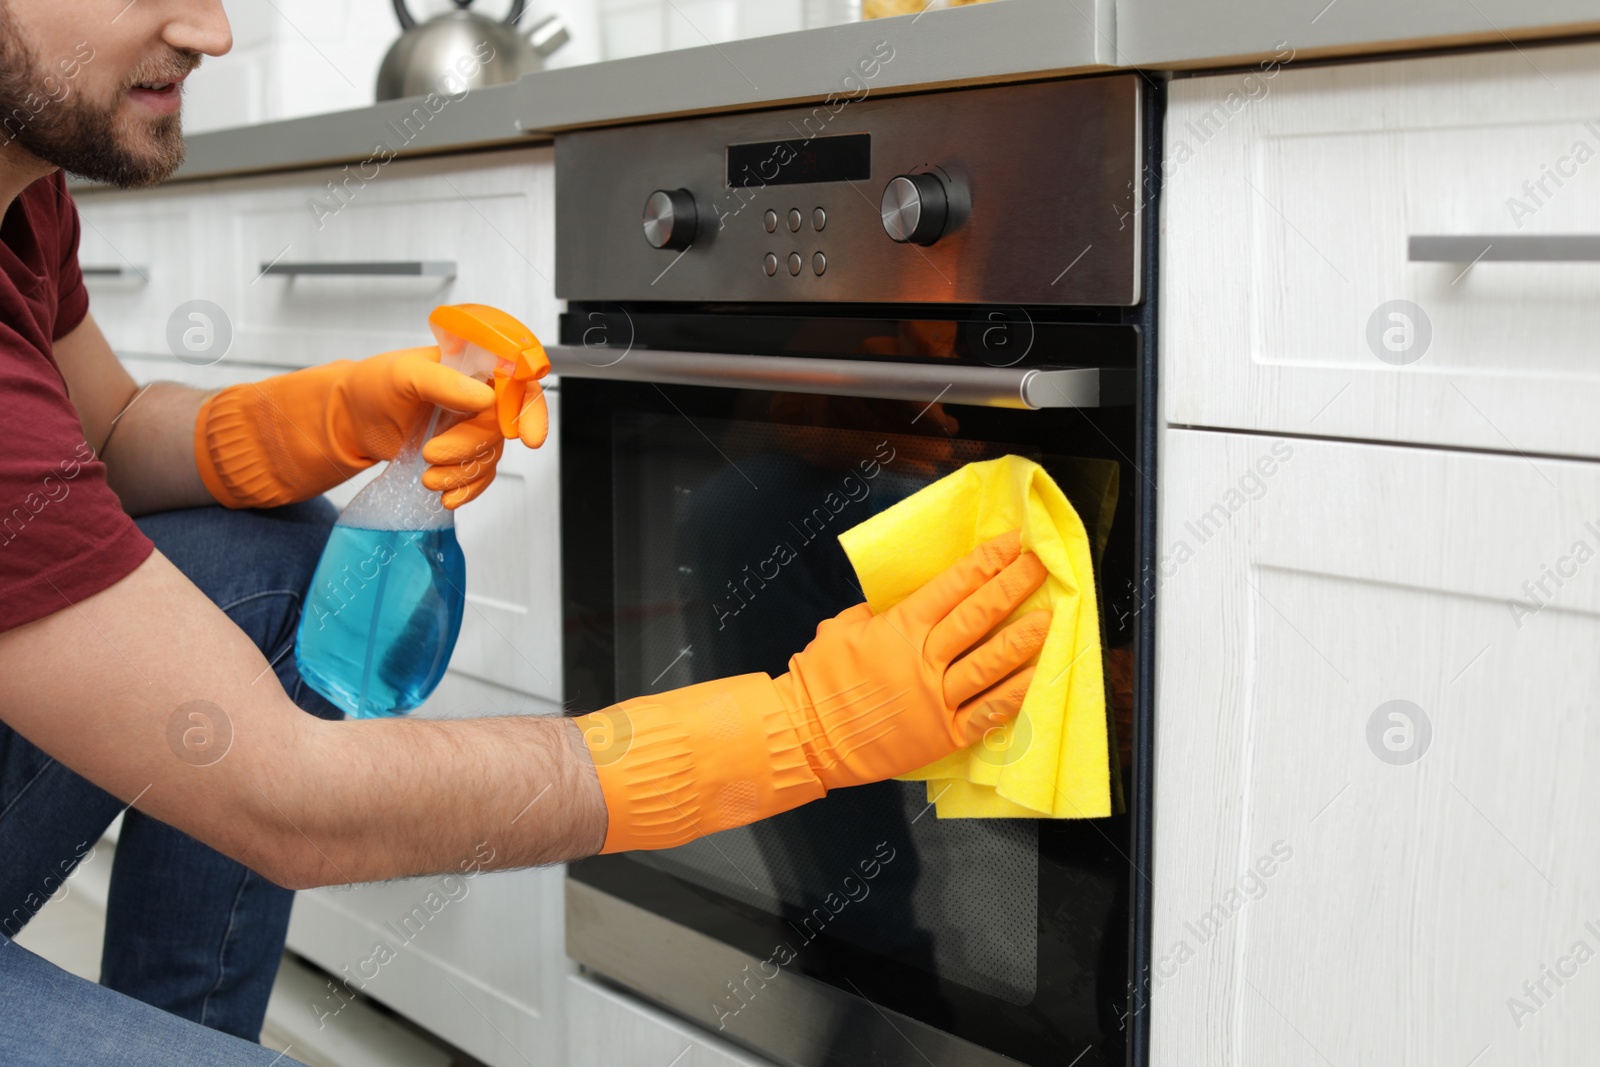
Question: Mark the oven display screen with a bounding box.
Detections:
[726,133,870,188]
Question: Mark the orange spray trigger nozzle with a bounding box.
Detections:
[427,303,550,443]
[491,344,550,440]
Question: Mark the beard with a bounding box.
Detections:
[0,23,195,189]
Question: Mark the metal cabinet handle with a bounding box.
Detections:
[544,345,1132,410]
[1409,235,1600,262]
[257,260,457,277]
[81,265,149,280]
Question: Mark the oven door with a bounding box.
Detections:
[558,313,1148,1067]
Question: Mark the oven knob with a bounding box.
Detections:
[880,173,948,246]
[643,189,697,250]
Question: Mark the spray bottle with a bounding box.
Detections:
[295,304,549,718]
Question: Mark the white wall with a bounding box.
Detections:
[183,0,838,132]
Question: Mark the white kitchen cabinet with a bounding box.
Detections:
[74,146,558,370]
[118,363,579,1062]
[1163,39,1600,460]
[219,151,556,368]
[117,355,571,1067]
[446,385,564,704]
[567,974,780,1067]
[287,834,570,1067]
[73,183,224,359]
[1152,429,1600,1067]
[82,148,564,705]
[113,352,564,705]
[100,144,571,1066]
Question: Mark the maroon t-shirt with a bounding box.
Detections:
[0,170,153,632]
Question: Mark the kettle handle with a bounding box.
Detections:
[391,0,528,31]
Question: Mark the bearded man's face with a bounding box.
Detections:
[0,0,230,189]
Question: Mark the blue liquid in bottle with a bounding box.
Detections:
[296,524,466,718]
[292,311,513,718]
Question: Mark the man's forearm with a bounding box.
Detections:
[0,524,1047,891]
[278,713,607,888]
[102,381,215,515]
[50,314,218,514]
[0,552,605,891]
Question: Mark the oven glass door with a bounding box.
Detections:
[562,365,1140,1067]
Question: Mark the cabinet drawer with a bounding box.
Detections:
[75,184,221,359]
[567,974,779,1067]
[450,386,563,703]
[1154,430,1600,1064]
[287,765,569,1067]
[217,148,557,368]
[1164,40,1600,459]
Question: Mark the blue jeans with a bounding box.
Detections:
[0,499,340,1065]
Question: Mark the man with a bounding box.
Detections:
[0,3,1051,1064]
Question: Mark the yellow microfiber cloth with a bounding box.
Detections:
[837,455,1112,819]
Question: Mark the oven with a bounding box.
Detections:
[551,72,1160,1067]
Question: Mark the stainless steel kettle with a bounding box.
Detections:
[376,0,569,102]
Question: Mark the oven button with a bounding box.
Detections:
[763,253,778,276]
[643,189,697,250]
[880,173,948,246]
[787,252,802,276]
[787,208,803,233]
[763,209,778,233]
[812,207,827,231]
[812,252,827,275]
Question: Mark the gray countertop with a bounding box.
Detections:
[132,0,1600,185]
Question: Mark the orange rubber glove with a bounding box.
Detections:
[575,530,1050,853]
[195,346,505,511]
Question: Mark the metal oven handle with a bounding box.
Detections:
[543,346,1131,410]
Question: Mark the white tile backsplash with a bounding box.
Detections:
[742,0,805,36]
[185,43,267,129]
[664,0,740,50]
[184,0,811,133]
[597,0,663,59]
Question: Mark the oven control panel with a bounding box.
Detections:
[556,75,1143,306]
